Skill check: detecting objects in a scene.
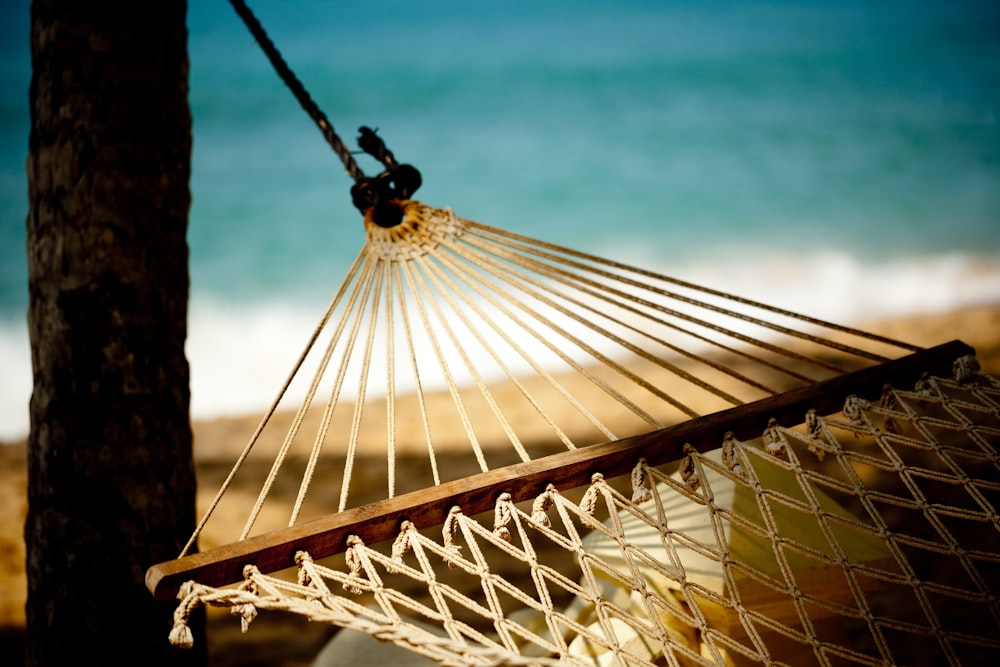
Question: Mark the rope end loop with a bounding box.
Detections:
[351,127,422,227]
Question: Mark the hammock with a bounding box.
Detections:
[148,4,1000,664]
[148,200,999,666]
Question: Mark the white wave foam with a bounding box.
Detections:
[661,250,1000,324]
[1,251,997,444]
[185,298,327,422]
[0,320,30,442]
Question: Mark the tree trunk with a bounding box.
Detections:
[25,1,204,664]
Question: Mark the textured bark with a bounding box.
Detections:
[25,1,204,664]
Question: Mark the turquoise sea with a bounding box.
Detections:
[2,0,999,440]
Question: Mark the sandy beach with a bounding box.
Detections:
[1,303,998,665]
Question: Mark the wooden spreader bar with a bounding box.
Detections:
[147,340,973,601]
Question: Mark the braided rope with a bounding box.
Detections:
[228,0,365,182]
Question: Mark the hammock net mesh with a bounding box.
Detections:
[152,201,1000,666]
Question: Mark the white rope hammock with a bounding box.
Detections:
[148,200,999,666]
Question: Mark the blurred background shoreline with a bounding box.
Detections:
[2,0,999,443]
[1,2,999,661]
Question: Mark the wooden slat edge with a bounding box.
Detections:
[147,340,973,601]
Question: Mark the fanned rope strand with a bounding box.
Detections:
[398,256,490,473]
[393,261,443,485]
[450,251,674,424]
[418,254,581,449]
[410,252,533,463]
[383,259,398,499]
[431,241,642,436]
[431,249,614,443]
[437,233,694,420]
[465,219,917,354]
[454,233,797,392]
[337,258,388,512]
[288,255,380,525]
[257,254,379,534]
[458,227,856,375]
[445,232,767,400]
[179,248,367,556]
[454,229,819,387]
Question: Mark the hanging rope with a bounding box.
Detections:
[228,0,363,181]
[229,0,421,225]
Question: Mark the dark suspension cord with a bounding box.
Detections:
[228,0,421,226]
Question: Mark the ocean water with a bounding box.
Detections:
[1,0,999,441]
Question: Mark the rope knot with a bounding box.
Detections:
[343,535,366,594]
[878,384,903,434]
[231,602,258,633]
[954,354,981,385]
[296,550,315,587]
[878,383,897,410]
[493,493,514,542]
[721,432,744,477]
[763,418,786,457]
[805,409,821,439]
[531,485,556,527]
[804,410,826,459]
[915,372,940,398]
[679,444,700,491]
[630,459,653,504]
[443,506,463,568]
[168,581,204,649]
[580,474,604,515]
[351,127,422,227]
[388,520,414,573]
[239,564,262,598]
[168,621,195,649]
[843,395,872,431]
